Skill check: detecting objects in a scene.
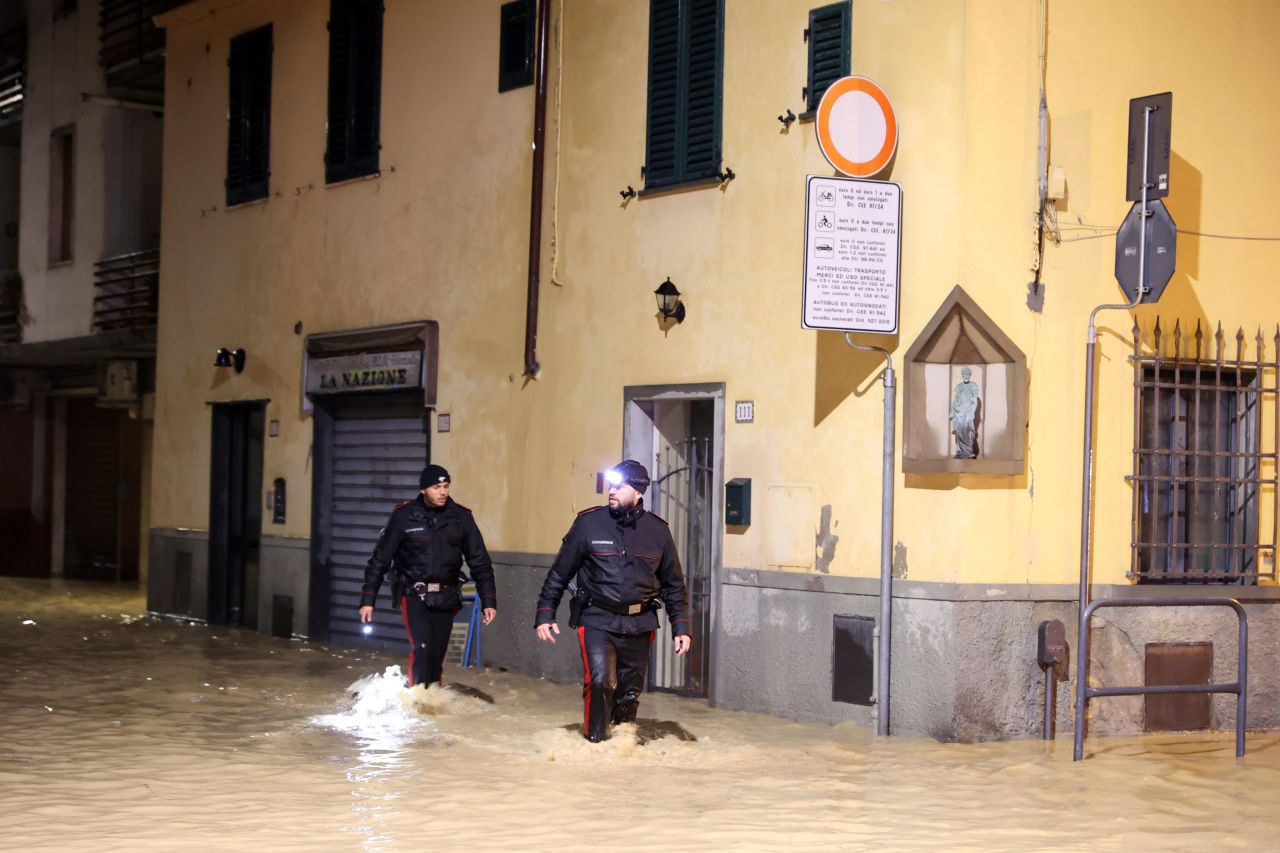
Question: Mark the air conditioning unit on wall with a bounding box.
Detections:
[98,360,140,405]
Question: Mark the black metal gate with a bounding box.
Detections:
[647,437,713,696]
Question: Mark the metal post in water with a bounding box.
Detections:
[845,334,895,736]
[1043,667,1056,741]
[1074,104,1152,760]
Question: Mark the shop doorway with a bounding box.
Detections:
[310,392,428,648]
[208,402,264,627]
[623,384,724,698]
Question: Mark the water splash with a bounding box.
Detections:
[312,665,423,740]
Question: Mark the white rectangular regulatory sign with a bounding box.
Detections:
[802,175,902,334]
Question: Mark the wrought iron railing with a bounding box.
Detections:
[0,24,24,125]
[647,437,714,696]
[0,270,21,344]
[1128,318,1279,584]
[99,0,181,89]
[93,248,159,333]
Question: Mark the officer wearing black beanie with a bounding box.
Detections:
[359,464,497,687]
[535,459,690,742]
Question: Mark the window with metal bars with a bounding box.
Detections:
[498,0,535,92]
[325,0,383,185]
[803,1,850,117]
[1130,320,1279,585]
[643,0,724,192]
[226,25,272,207]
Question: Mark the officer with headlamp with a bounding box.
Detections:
[535,459,690,742]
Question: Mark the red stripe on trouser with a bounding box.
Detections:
[400,596,415,687]
[577,626,590,731]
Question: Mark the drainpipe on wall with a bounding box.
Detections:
[523,0,551,379]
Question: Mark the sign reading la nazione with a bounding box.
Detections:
[306,350,423,394]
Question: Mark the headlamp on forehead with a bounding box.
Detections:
[604,469,625,487]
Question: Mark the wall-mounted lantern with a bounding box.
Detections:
[654,277,685,324]
[214,347,247,374]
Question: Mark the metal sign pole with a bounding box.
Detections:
[1073,104,1153,759]
[846,335,895,736]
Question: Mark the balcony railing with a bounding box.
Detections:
[94,248,159,333]
[0,24,24,125]
[0,270,21,344]
[99,0,182,91]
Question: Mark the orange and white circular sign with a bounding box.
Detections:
[815,76,898,177]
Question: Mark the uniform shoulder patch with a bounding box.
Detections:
[577,505,607,517]
[393,499,413,510]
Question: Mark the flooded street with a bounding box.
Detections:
[2,578,1279,851]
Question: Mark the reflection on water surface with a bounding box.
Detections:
[1,578,1277,851]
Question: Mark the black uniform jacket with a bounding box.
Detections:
[360,496,497,611]
[535,504,689,635]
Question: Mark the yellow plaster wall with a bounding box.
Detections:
[153,0,535,540]
[153,0,1280,589]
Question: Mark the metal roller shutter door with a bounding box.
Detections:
[64,400,121,580]
[327,403,427,650]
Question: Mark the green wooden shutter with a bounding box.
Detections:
[348,0,383,176]
[325,0,382,183]
[226,25,272,207]
[498,0,535,92]
[806,2,850,114]
[325,0,351,176]
[681,0,723,182]
[645,0,681,188]
[645,0,723,191]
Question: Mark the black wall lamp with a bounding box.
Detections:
[654,277,685,324]
[214,347,246,373]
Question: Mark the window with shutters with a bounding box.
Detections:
[643,0,724,193]
[226,25,273,207]
[498,0,535,92]
[803,2,850,118]
[325,0,383,185]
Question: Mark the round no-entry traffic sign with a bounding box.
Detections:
[815,76,898,177]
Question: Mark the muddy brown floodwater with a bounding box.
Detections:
[2,578,1279,851]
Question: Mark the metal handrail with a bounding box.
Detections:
[1073,596,1247,760]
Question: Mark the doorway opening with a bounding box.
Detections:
[623,383,723,698]
[208,402,265,627]
[309,391,429,648]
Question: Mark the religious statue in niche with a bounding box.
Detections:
[949,367,981,458]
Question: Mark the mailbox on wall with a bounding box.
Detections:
[725,478,751,526]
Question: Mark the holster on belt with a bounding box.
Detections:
[567,585,588,629]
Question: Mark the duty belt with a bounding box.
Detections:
[410,580,455,600]
[587,597,656,616]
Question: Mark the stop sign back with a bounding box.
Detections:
[1115,199,1176,303]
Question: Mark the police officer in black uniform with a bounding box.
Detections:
[535,459,690,742]
[359,464,497,688]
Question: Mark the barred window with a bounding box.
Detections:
[1131,320,1278,585]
